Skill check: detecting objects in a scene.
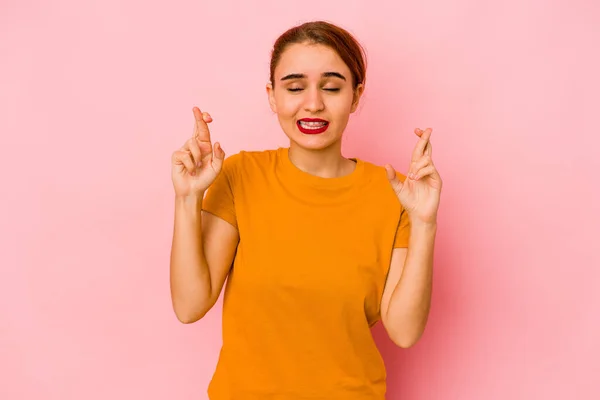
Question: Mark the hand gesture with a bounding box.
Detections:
[171,107,225,198]
[385,128,442,224]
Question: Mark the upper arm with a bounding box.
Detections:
[200,154,241,307]
[202,211,239,307]
[381,202,411,324]
[380,247,408,329]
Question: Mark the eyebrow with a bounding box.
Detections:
[280,72,347,82]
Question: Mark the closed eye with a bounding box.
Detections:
[287,88,340,93]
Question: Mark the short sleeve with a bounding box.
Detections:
[393,208,411,248]
[201,154,238,229]
[392,171,411,248]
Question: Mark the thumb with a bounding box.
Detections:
[385,164,403,194]
[211,142,226,171]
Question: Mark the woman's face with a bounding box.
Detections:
[267,42,364,151]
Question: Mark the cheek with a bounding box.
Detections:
[327,95,354,118]
[274,94,302,118]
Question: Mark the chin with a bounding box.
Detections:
[284,124,342,151]
[289,134,340,151]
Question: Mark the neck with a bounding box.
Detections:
[287,140,355,179]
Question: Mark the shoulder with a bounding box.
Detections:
[360,159,408,185]
[358,159,408,212]
[221,148,279,179]
[224,148,277,167]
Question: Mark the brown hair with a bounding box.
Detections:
[269,21,367,89]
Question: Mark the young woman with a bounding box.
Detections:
[170,20,442,400]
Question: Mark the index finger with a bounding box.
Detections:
[411,128,432,161]
[193,107,211,143]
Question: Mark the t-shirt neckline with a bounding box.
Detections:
[276,147,365,190]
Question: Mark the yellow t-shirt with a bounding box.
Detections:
[202,147,411,400]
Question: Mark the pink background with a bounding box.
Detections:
[1,0,599,399]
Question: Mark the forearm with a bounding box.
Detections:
[170,194,211,322]
[387,221,436,347]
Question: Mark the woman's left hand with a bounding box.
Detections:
[385,128,442,225]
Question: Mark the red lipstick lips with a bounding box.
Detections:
[297,118,329,135]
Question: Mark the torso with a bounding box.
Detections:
[203,148,407,399]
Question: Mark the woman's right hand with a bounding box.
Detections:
[171,107,226,198]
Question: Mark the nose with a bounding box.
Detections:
[303,87,325,113]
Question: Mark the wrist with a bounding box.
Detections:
[175,193,205,209]
[410,219,437,232]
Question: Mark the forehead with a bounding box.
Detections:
[275,42,350,79]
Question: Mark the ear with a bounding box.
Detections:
[266,82,277,113]
[350,83,365,113]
